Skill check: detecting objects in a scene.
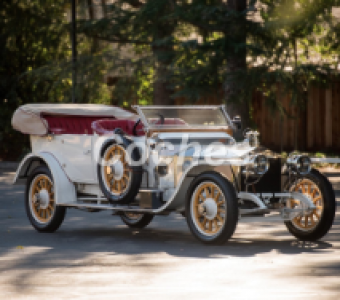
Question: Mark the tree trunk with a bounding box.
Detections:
[151,0,176,106]
[152,46,174,105]
[87,0,99,53]
[100,0,107,18]
[224,0,250,131]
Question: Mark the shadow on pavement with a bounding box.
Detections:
[1,170,340,297]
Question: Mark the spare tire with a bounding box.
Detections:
[97,139,143,205]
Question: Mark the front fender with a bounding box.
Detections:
[13,152,77,205]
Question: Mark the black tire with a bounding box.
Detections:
[120,212,154,228]
[25,166,66,233]
[284,169,336,241]
[97,140,143,205]
[186,172,239,245]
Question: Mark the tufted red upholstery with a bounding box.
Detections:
[42,114,115,135]
[91,119,144,136]
[41,114,185,136]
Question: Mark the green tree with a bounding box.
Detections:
[172,0,338,128]
[79,0,179,105]
[0,1,71,160]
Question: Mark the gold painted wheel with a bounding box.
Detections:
[120,212,154,228]
[102,144,131,196]
[287,179,324,231]
[29,174,55,224]
[124,212,143,220]
[190,181,227,237]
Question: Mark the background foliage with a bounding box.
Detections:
[0,1,70,159]
[0,0,339,160]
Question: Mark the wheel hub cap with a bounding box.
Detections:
[289,178,324,231]
[38,189,50,209]
[203,198,218,220]
[112,160,124,180]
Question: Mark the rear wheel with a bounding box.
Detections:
[284,169,336,241]
[120,212,154,228]
[186,172,238,245]
[25,166,66,232]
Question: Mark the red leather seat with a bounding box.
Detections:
[91,119,144,136]
[42,114,114,135]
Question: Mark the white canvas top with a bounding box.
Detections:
[12,103,137,135]
[14,103,136,117]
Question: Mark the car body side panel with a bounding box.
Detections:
[31,135,95,183]
[164,164,236,212]
[13,152,77,205]
[152,163,239,212]
[165,177,193,212]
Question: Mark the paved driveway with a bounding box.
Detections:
[1,170,340,299]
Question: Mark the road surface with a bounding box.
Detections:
[1,170,340,299]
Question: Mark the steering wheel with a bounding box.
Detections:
[133,118,143,136]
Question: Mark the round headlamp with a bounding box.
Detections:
[287,155,311,175]
[247,154,269,175]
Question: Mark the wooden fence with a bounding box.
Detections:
[174,81,340,152]
[252,81,340,152]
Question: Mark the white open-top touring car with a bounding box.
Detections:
[12,104,336,244]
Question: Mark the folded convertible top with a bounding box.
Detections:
[12,103,137,135]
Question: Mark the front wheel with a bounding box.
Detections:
[284,169,336,241]
[120,212,154,228]
[186,172,239,245]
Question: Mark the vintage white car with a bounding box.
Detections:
[12,104,336,244]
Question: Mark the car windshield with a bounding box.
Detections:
[134,106,231,128]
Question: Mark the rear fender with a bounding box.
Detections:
[13,152,77,205]
[92,135,122,165]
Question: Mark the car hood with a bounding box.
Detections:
[159,142,255,160]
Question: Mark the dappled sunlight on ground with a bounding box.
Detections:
[1,170,340,299]
[0,171,15,184]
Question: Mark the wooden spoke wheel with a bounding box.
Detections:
[284,169,336,241]
[120,212,154,228]
[98,142,142,204]
[102,145,131,196]
[287,179,323,231]
[124,212,143,220]
[186,173,238,245]
[191,182,227,237]
[25,166,66,233]
[29,174,56,224]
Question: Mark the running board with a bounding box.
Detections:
[59,203,165,214]
[240,208,270,215]
[61,191,314,219]
[74,189,164,211]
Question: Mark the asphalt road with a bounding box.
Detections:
[1,170,340,299]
